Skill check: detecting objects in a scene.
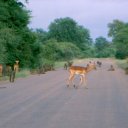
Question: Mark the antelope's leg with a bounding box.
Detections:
[80,75,84,85]
[83,75,88,89]
[75,75,83,89]
[70,75,75,87]
[67,74,74,87]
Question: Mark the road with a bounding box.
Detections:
[0,59,128,128]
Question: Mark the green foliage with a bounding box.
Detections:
[0,0,37,68]
[33,28,48,43]
[41,39,81,61]
[0,27,19,64]
[114,27,128,59]
[48,17,77,42]
[55,42,81,60]
[94,36,116,58]
[108,20,125,38]
[0,0,30,29]
[108,20,128,59]
[48,17,92,51]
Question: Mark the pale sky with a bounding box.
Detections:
[21,0,128,41]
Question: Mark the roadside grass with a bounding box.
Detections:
[15,69,30,78]
[55,61,65,68]
[116,58,128,74]
[55,58,96,68]
[0,69,30,82]
[116,59,128,69]
[55,59,85,68]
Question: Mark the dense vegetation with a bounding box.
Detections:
[0,0,128,70]
[108,20,128,59]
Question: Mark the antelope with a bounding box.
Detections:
[0,64,3,77]
[67,62,96,89]
[0,61,19,82]
[14,60,19,72]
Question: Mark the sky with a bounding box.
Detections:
[21,0,128,41]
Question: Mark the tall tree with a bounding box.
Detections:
[108,20,128,59]
[48,17,92,51]
[95,36,115,57]
[108,20,125,39]
[0,0,36,67]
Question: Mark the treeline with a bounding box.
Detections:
[0,0,128,70]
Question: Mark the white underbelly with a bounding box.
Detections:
[75,72,84,76]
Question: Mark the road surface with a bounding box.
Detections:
[0,59,128,128]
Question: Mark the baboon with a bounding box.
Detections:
[0,64,3,77]
[97,61,102,67]
[108,65,115,71]
[9,64,16,82]
[64,61,73,70]
[64,63,68,70]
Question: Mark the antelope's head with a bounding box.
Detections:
[87,62,96,72]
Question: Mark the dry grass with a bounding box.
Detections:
[116,59,128,74]
[15,69,30,78]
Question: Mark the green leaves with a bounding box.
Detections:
[94,36,116,58]
[108,20,128,59]
[0,0,34,67]
[41,39,81,61]
[48,17,92,50]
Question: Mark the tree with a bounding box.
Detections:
[0,0,30,29]
[0,0,36,67]
[108,20,128,59]
[108,20,125,39]
[113,27,128,58]
[41,39,81,61]
[48,17,92,51]
[95,36,115,57]
[33,28,48,43]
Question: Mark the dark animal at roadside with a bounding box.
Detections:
[64,61,73,70]
[108,65,115,71]
[97,61,102,67]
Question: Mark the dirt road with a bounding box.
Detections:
[0,59,128,128]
